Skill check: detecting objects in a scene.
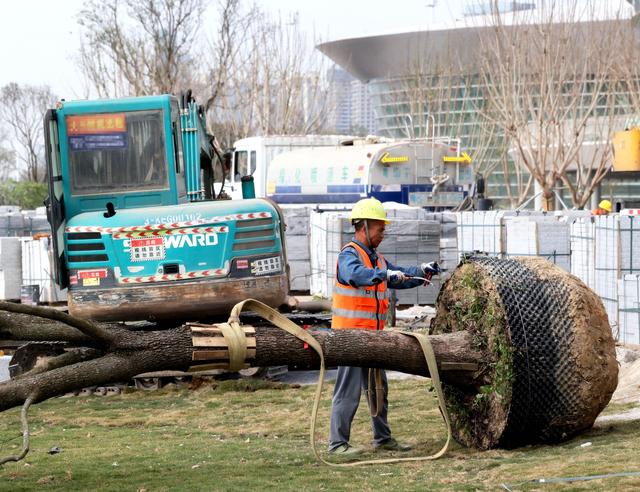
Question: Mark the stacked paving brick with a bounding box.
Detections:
[21,237,67,304]
[309,205,441,304]
[594,214,640,337]
[0,237,22,300]
[504,215,573,272]
[0,207,49,237]
[618,274,640,344]
[456,211,589,274]
[570,216,596,291]
[281,206,314,292]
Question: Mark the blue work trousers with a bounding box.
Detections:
[328,366,392,451]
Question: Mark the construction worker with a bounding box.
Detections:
[593,199,612,216]
[328,197,440,456]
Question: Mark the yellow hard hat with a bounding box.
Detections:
[350,198,390,224]
[599,199,612,212]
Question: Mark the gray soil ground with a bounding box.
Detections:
[595,344,640,424]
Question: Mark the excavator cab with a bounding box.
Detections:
[44,95,289,321]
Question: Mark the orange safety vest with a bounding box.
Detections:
[331,241,389,331]
[592,208,609,215]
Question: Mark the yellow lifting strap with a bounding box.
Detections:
[223,299,452,466]
[366,368,385,418]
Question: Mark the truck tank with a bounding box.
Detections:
[265,139,473,207]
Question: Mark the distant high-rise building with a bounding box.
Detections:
[350,79,377,135]
[327,67,352,134]
[326,67,377,135]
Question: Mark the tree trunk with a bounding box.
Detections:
[0,322,481,413]
[0,312,100,346]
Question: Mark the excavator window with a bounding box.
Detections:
[234,150,257,180]
[66,110,169,195]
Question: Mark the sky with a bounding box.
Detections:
[0,0,465,99]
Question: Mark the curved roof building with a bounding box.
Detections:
[317,1,640,207]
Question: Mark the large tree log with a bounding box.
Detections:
[0,324,481,412]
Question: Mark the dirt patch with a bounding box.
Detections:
[610,345,640,405]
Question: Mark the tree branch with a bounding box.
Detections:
[0,301,115,344]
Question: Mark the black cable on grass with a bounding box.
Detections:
[501,470,640,488]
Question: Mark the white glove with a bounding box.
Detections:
[421,261,441,280]
[386,269,406,284]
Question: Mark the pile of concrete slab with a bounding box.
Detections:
[591,215,640,342]
[455,210,640,344]
[570,216,596,291]
[0,236,66,304]
[21,237,67,304]
[0,237,22,301]
[308,204,442,305]
[281,205,315,292]
[0,206,49,237]
[455,210,587,272]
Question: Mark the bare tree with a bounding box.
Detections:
[0,83,56,183]
[0,130,16,182]
[75,0,332,146]
[203,3,332,148]
[77,0,206,97]
[381,53,530,206]
[477,1,631,209]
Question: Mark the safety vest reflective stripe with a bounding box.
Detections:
[331,315,385,330]
[332,307,388,321]
[332,291,385,313]
[333,285,386,303]
[332,241,389,331]
[333,284,378,298]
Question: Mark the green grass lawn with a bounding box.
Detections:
[1,377,640,491]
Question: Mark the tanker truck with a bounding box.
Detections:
[224,135,355,200]
[265,137,474,208]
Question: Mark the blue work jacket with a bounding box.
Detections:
[336,238,426,289]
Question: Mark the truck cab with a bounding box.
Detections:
[45,95,289,321]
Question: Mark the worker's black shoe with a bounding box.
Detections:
[329,443,362,456]
[374,438,412,452]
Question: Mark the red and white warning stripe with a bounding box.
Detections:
[621,209,640,216]
[111,226,228,239]
[118,267,228,284]
[66,212,271,234]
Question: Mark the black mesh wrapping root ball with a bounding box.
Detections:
[431,256,618,449]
